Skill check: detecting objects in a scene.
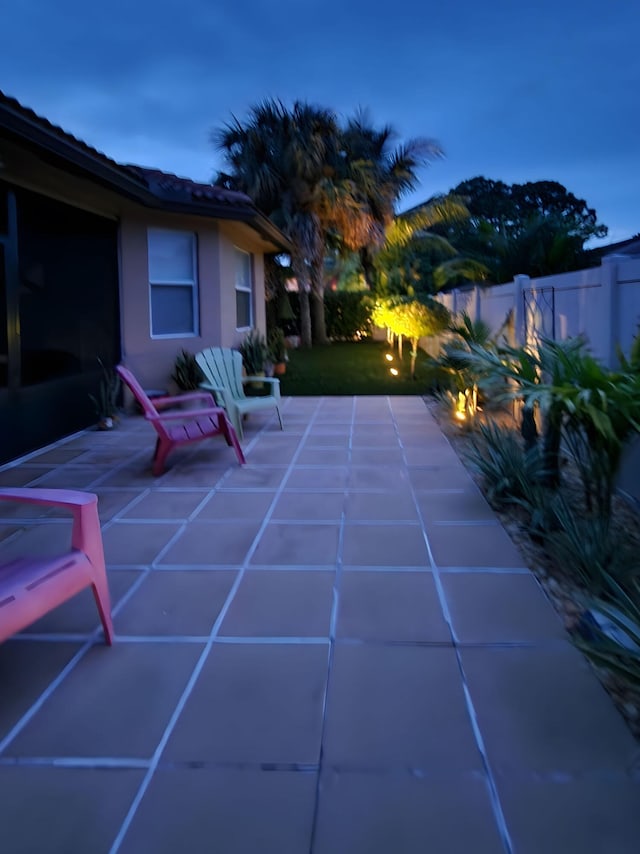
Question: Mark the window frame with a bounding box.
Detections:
[148,227,199,339]
[234,246,254,331]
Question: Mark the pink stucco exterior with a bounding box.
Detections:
[119,211,269,391]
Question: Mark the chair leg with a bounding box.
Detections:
[91,579,114,645]
[74,501,114,646]
[275,405,284,431]
[219,414,246,465]
[152,439,172,476]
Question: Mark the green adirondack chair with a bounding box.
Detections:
[195,347,283,439]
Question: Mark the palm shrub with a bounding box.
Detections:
[465,335,640,514]
[432,311,513,420]
[518,339,640,518]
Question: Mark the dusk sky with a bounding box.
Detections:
[1,0,638,244]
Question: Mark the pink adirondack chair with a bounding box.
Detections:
[116,364,246,475]
[0,488,114,645]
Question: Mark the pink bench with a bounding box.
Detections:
[0,488,114,645]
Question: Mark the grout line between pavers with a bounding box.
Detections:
[307,395,355,854]
[390,396,515,854]
[108,397,326,854]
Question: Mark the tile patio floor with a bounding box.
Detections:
[0,395,639,853]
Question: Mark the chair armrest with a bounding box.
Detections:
[153,391,216,410]
[147,407,226,422]
[242,376,281,400]
[0,488,97,510]
[200,381,233,410]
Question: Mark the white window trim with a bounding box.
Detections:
[148,228,200,339]
[234,247,254,331]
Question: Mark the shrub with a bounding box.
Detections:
[324,291,373,340]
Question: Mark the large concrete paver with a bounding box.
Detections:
[1,396,639,853]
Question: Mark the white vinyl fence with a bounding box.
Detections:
[435,255,640,367]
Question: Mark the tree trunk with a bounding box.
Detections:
[410,340,418,378]
[520,405,538,452]
[310,255,329,345]
[298,287,312,348]
[541,410,562,488]
[311,292,329,345]
[292,251,312,348]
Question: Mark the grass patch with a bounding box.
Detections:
[279,339,439,396]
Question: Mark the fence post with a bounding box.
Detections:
[600,255,621,368]
[473,284,482,323]
[513,274,529,348]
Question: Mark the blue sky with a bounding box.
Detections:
[1,0,638,244]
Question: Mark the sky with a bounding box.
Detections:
[1,0,638,245]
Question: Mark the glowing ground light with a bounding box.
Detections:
[385,354,393,362]
[390,368,399,376]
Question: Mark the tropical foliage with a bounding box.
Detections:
[372,296,449,376]
[445,330,640,700]
[431,176,608,283]
[215,101,442,346]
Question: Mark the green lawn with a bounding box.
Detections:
[278,339,440,396]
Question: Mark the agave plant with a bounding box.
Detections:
[464,422,547,515]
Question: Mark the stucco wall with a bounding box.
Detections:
[119,212,268,391]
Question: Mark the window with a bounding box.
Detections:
[234,247,253,329]
[148,228,199,337]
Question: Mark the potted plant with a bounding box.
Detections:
[268,327,287,376]
[90,360,121,430]
[171,349,204,393]
[239,330,268,389]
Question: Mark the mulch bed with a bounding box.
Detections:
[425,396,640,743]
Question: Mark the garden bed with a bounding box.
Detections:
[426,395,640,743]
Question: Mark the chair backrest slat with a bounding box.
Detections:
[115,365,160,419]
[196,348,246,401]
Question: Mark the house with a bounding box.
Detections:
[0,91,289,464]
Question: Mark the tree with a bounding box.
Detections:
[321,112,443,291]
[433,176,608,283]
[451,177,607,242]
[373,296,449,376]
[215,100,339,347]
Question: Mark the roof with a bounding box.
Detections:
[0,90,289,250]
[586,233,640,263]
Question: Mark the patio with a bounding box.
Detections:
[0,395,639,854]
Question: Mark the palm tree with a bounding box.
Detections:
[215,100,339,347]
[374,195,473,294]
[322,113,443,290]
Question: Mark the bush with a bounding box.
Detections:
[324,291,373,340]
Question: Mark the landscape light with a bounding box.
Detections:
[390,368,399,376]
[385,353,393,362]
